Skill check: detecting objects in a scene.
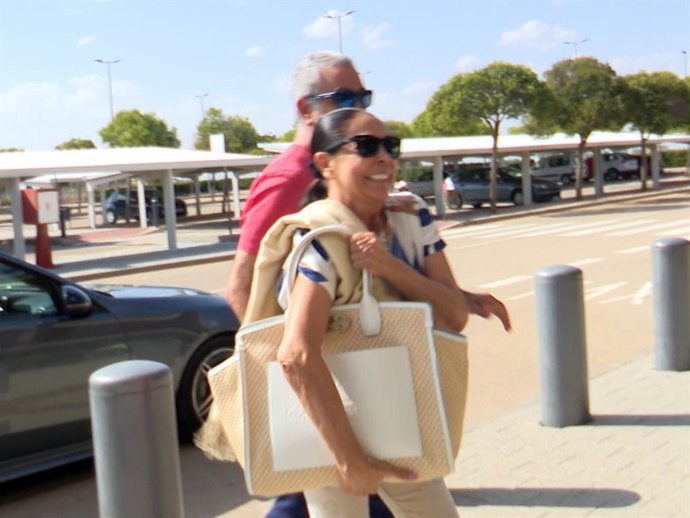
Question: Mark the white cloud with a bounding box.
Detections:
[0,74,139,149]
[456,55,478,72]
[360,23,393,51]
[499,20,579,51]
[610,53,685,76]
[245,45,263,57]
[78,35,95,47]
[303,10,355,40]
[402,81,434,97]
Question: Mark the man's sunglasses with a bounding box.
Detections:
[325,135,402,159]
[307,89,373,109]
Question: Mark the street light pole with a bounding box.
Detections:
[683,50,688,78]
[563,38,589,59]
[195,93,209,117]
[94,59,122,121]
[323,10,355,53]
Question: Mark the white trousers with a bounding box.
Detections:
[304,479,459,518]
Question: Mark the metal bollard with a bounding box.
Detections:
[151,198,160,227]
[535,265,591,427]
[89,360,184,518]
[652,237,690,371]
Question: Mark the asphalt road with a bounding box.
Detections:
[1,187,688,518]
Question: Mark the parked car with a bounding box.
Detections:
[447,167,561,209]
[584,152,640,181]
[0,251,238,482]
[530,154,576,184]
[105,189,188,225]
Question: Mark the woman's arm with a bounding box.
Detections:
[351,231,469,332]
[277,275,415,494]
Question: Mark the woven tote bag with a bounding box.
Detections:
[205,225,469,497]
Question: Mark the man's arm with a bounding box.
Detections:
[225,249,256,322]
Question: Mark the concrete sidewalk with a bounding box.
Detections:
[445,352,690,517]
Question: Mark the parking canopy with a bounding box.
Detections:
[0,147,273,259]
[260,130,690,215]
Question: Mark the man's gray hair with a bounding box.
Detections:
[291,51,355,101]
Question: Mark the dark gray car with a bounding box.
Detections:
[0,252,238,482]
[448,167,561,208]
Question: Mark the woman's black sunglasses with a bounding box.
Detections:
[325,135,402,159]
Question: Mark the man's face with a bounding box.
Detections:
[315,64,366,113]
[300,64,369,125]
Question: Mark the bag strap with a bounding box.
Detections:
[283,224,381,336]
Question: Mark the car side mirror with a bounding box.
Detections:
[62,285,93,317]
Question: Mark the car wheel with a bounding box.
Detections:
[105,210,117,225]
[176,334,235,442]
[560,174,573,185]
[604,169,619,181]
[445,191,463,210]
[511,190,524,206]
[472,202,483,209]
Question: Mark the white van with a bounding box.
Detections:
[530,154,576,184]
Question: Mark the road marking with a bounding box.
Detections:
[632,282,652,305]
[511,221,601,238]
[563,219,654,236]
[585,281,629,300]
[619,245,650,254]
[442,223,503,237]
[569,258,603,267]
[480,274,532,288]
[607,220,690,236]
[507,290,535,301]
[655,225,690,237]
[465,223,543,238]
[600,294,633,304]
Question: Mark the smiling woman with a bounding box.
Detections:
[228,108,471,517]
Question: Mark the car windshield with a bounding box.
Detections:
[501,167,522,179]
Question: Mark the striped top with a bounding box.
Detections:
[277,193,445,308]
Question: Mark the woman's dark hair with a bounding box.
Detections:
[303,108,365,206]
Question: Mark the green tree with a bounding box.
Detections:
[622,71,689,189]
[0,147,24,153]
[441,62,541,210]
[541,57,624,199]
[55,138,96,150]
[411,74,488,137]
[258,132,278,143]
[100,110,180,148]
[195,108,259,153]
[384,120,414,138]
[279,128,296,142]
[683,76,690,132]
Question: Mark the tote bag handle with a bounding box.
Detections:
[283,224,381,336]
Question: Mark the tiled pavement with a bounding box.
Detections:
[445,352,690,517]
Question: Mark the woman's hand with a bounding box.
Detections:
[338,455,417,495]
[463,290,512,331]
[350,231,390,276]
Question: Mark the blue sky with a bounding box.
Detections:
[1,0,688,151]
